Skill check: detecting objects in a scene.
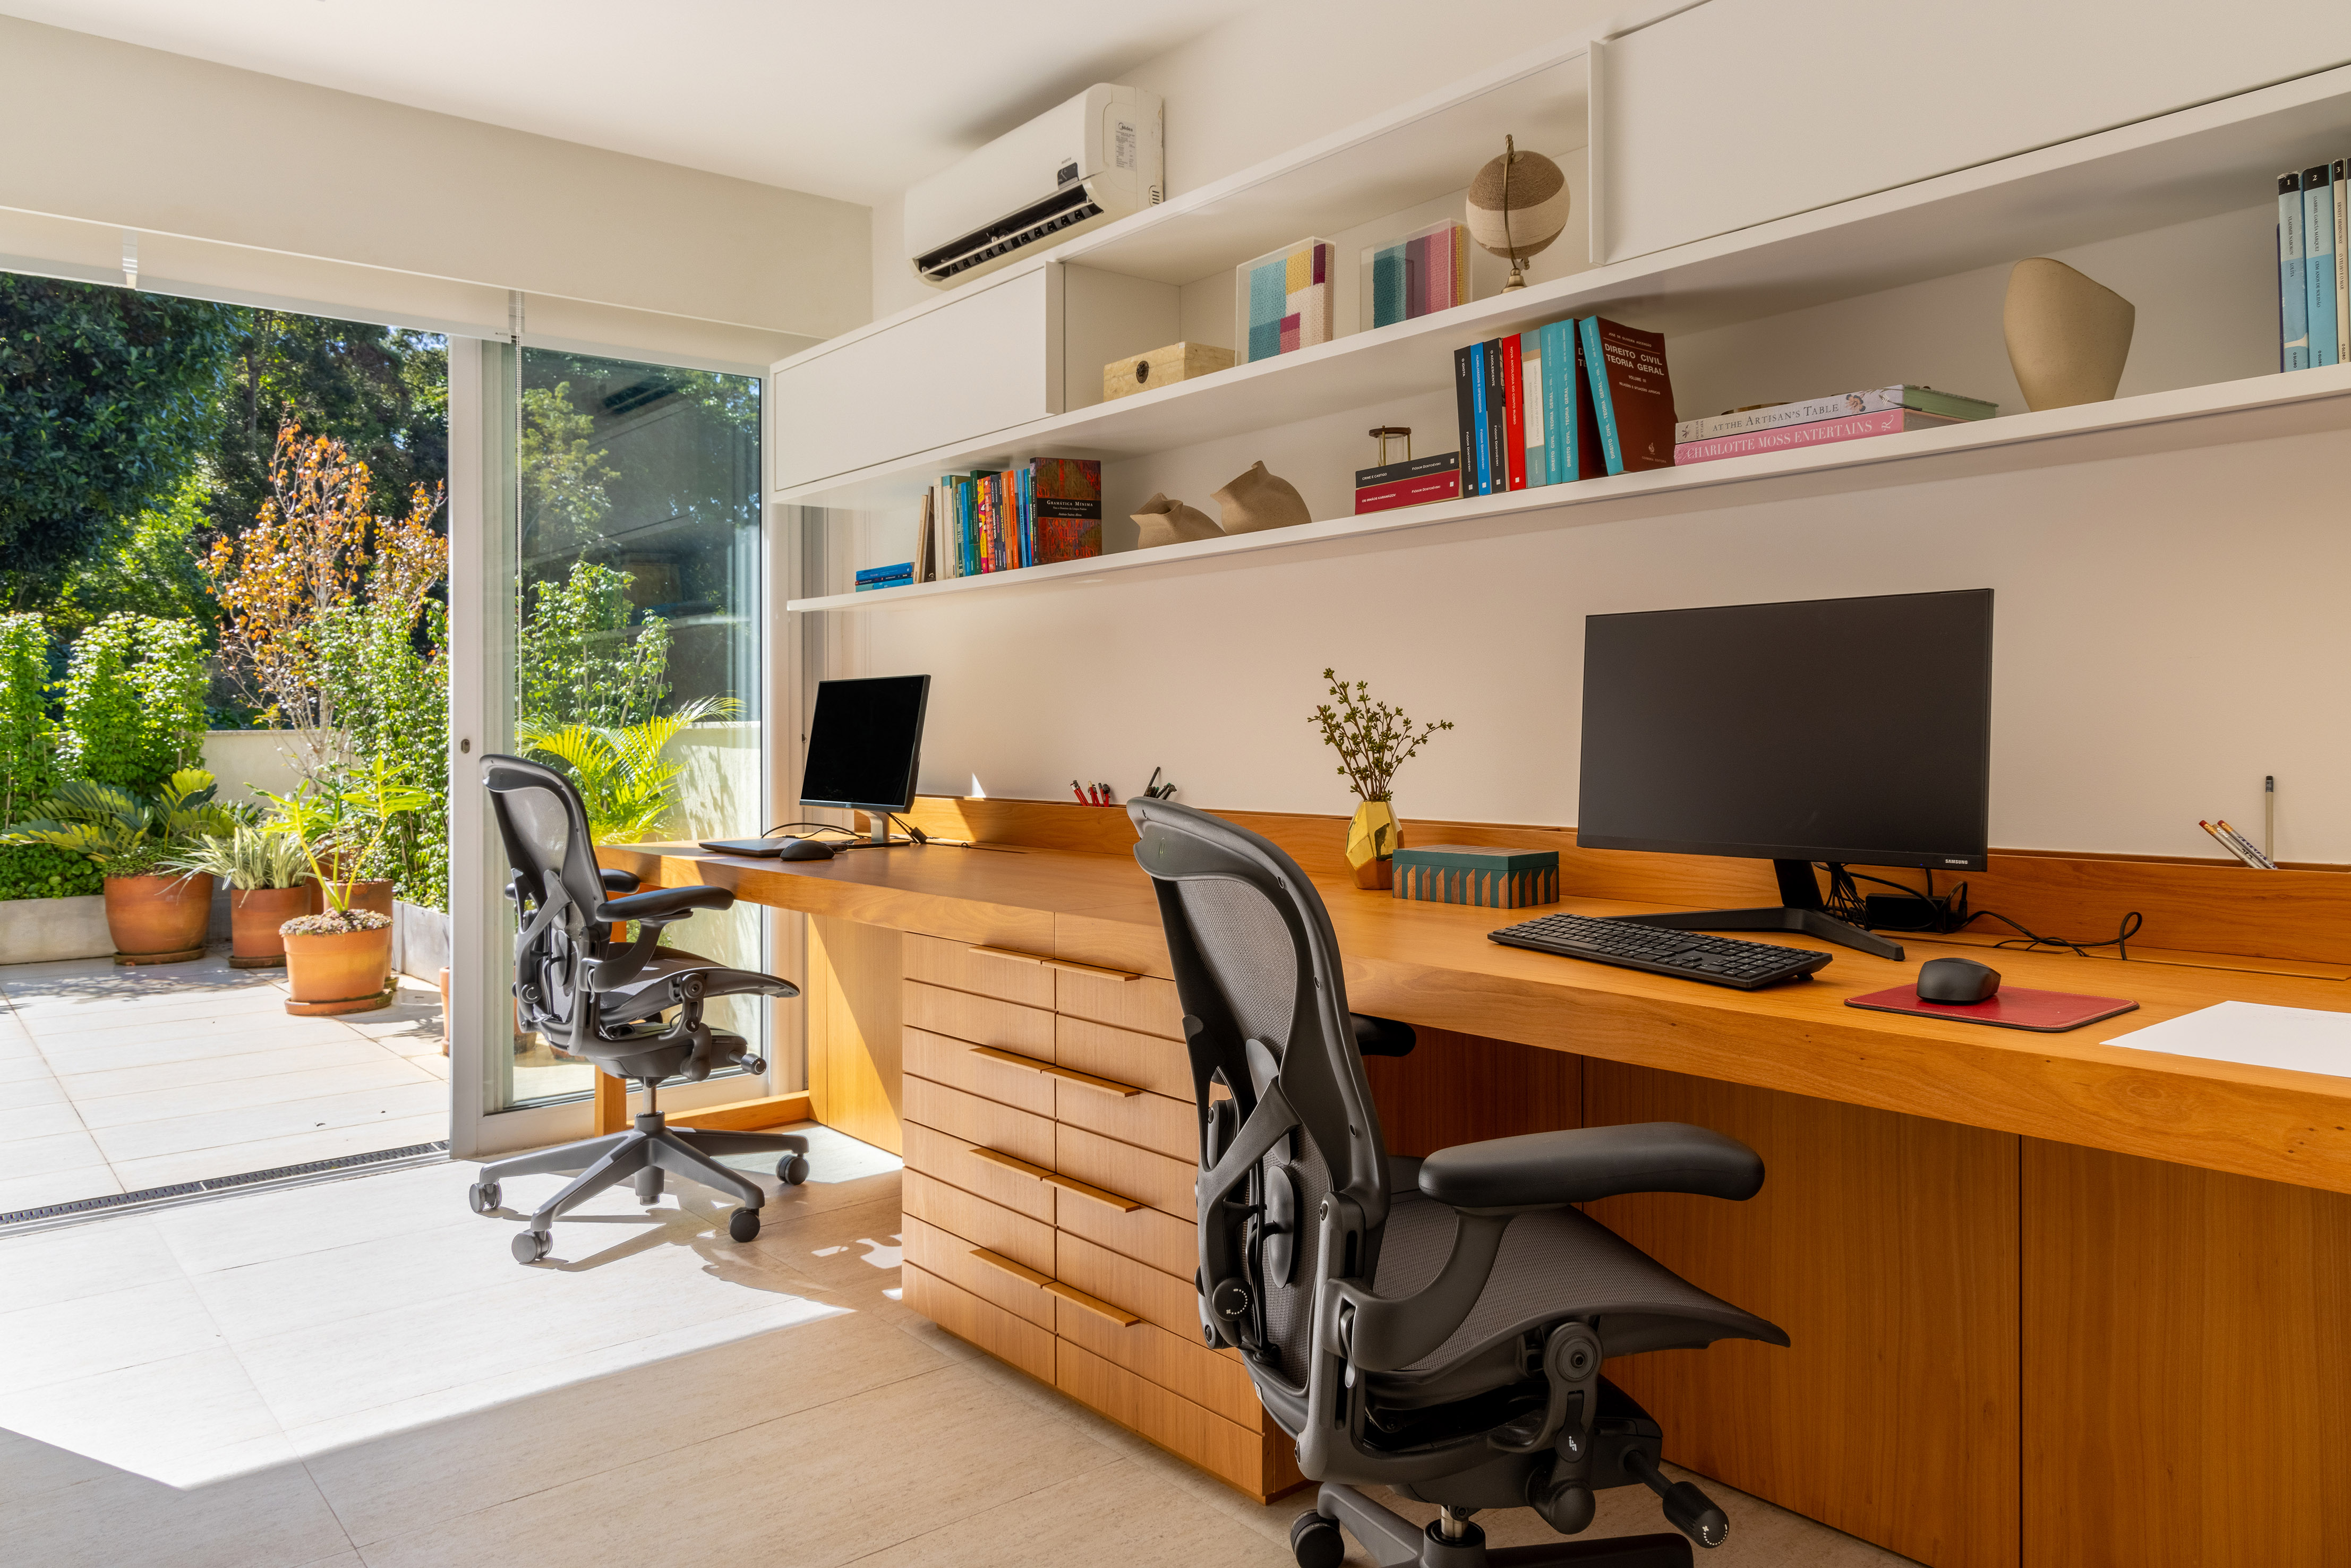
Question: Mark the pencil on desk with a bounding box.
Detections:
[2216,819,2279,869]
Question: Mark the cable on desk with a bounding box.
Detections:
[1828,864,2143,959]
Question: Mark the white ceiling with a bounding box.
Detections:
[0,0,1258,204]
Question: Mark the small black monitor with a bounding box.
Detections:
[1577,590,1993,957]
[800,675,930,820]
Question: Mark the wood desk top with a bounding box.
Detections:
[601,839,2351,1197]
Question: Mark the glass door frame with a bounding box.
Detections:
[447,336,796,1159]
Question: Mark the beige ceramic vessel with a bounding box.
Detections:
[2003,258,2134,411]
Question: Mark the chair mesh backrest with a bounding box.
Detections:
[483,755,610,1039]
[1133,801,1392,1394]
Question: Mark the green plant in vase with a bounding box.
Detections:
[163,822,313,968]
[264,758,429,1012]
[1308,669,1452,889]
[3,769,245,959]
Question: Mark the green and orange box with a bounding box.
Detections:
[1391,844,1560,909]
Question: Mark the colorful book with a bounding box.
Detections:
[1520,329,1545,485]
[2281,170,2309,372]
[1674,386,1997,444]
[1353,452,1459,515]
[1673,408,1962,465]
[1578,317,1677,475]
[1556,319,1604,482]
[1483,338,1509,494]
[1028,458,1103,564]
[1468,341,1492,495]
[2307,165,2338,368]
[855,562,913,592]
[1452,348,1480,498]
[1501,333,1528,491]
[1538,319,1569,485]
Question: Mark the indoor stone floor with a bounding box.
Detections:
[0,1127,1921,1568]
[0,952,447,1215]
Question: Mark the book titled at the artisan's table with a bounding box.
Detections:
[1391,843,1560,909]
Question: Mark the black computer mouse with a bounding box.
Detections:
[1917,956,2000,1005]
[773,836,839,861]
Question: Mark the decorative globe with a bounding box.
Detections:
[1466,138,1569,289]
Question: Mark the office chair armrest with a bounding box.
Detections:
[1351,1013,1416,1058]
[596,885,734,924]
[599,868,642,894]
[1418,1123,1763,1211]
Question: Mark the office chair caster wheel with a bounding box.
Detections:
[776,1153,809,1186]
[1288,1511,1343,1568]
[634,1168,664,1204]
[728,1208,761,1243]
[512,1229,552,1264]
[468,1181,500,1215]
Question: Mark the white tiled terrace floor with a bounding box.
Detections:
[0,952,448,1213]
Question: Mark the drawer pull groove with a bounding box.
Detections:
[968,944,1049,966]
[969,1044,1050,1074]
[1044,1279,1143,1326]
[1042,1171,1145,1212]
[968,1247,1053,1288]
[967,1145,1054,1181]
[1042,1063,1142,1097]
[968,944,1138,982]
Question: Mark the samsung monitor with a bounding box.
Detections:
[800,674,930,843]
[1577,589,1993,957]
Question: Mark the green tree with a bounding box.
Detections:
[47,472,221,643]
[0,613,56,826]
[516,561,671,731]
[0,277,238,605]
[57,613,210,792]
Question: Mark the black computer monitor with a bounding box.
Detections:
[1578,589,1993,958]
[800,675,930,844]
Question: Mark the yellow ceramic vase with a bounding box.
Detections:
[1347,800,1402,889]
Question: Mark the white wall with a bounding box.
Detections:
[823,3,2351,867]
[0,14,870,345]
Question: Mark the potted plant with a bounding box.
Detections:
[267,758,426,1014]
[1308,669,1453,890]
[163,824,312,969]
[4,769,243,963]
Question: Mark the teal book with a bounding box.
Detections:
[2306,165,2338,367]
[2282,171,2309,371]
[1539,319,1568,485]
[1578,317,1622,475]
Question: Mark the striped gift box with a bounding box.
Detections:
[1391,844,1561,908]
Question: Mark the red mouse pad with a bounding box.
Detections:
[1845,984,2139,1033]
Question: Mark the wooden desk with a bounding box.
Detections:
[603,816,2351,1568]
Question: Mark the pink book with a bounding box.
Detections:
[1673,408,1961,465]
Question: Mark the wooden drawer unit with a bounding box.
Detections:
[1056,1121,1197,1218]
[904,932,1056,1007]
[901,1121,1055,1224]
[903,981,1055,1058]
[904,1169,1054,1276]
[902,1076,1054,1168]
[902,922,1300,1502]
[906,1263,1055,1384]
[903,1215,1054,1329]
[904,1025,1053,1117]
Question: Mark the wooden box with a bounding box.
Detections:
[1104,341,1234,402]
[1392,844,1560,908]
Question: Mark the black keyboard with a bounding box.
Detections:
[1488,912,1831,989]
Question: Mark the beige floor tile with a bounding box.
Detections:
[0,1214,183,1314]
[0,1163,125,1213]
[37,1020,378,1077]
[0,1127,111,1180]
[302,1310,944,1546]
[0,1099,90,1142]
[850,1455,1295,1568]
[153,1159,481,1274]
[0,1276,226,1394]
[72,1056,440,1131]
[108,1112,450,1190]
[0,1050,64,1084]
[0,1346,294,1491]
[88,1080,448,1162]
[32,1006,359,1050]
[55,1036,399,1101]
[357,1361,1120,1568]
[0,1437,352,1568]
[0,1070,68,1109]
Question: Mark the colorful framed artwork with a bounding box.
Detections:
[1234,238,1336,364]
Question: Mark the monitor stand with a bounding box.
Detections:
[1609,859,1905,961]
[861,813,915,848]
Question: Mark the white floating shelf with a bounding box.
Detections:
[786,362,2351,613]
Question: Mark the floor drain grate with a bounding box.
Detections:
[0,1141,452,1235]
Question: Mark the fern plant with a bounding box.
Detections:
[0,613,55,828]
[4,768,245,878]
[519,696,735,844]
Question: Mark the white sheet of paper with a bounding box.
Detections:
[2107,1000,2351,1078]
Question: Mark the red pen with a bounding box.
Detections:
[1072,779,1087,804]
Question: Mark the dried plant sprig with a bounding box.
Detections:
[1307,668,1452,802]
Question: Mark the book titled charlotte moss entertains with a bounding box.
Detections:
[1673,385,1997,445]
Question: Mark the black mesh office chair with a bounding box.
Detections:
[1130,800,1789,1567]
[469,756,810,1264]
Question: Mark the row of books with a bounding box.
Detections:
[2278,161,2349,370]
[911,458,1105,582]
[1673,385,1996,464]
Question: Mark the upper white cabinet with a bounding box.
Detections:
[772,262,1065,491]
[1594,0,2351,263]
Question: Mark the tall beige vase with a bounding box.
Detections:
[2003,258,2134,412]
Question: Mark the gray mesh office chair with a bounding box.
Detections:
[469,756,809,1264]
[1130,800,1789,1567]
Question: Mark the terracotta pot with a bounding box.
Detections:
[283,924,394,1011]
[310,877,397,987]
[104,872,214,959]
[228,884,312,968]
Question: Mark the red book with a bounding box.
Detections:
[1501,334,1528,490]
[1354,472,1462,513]
[1672,408,1962,465]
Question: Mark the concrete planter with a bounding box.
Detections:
[0,894,115,964]
[394,901,449,982]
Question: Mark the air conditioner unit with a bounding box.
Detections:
[907,83,1162,289]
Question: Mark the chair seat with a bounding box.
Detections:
[595,948,800,1025]
[1364,1157,1786,1409]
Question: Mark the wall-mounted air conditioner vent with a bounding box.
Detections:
[906,83,1162,289]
